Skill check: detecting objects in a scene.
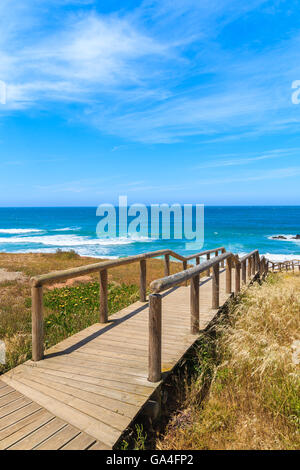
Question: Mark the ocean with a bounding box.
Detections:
[0,206,299,262]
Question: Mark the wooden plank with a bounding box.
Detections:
[21,366,147,406]
[78,342,180,362]
[0,386,14,398]
[8,374,132,431]
[0,391,23,408]
[60,432,97,450]
[93,325,193,345]
[16,369,139,418]
[41,355,148,379]
[8,418,66,450]
[0,402,41,431]
[29,359,156,389]
[0,397,32,419]
[88,441,109,450]
[1,376,120,447]
[0,410,54,449]
[19,363,153,396]
[0,409,45,440]
[34,425,80,450]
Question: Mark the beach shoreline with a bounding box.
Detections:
[1,249,300,264]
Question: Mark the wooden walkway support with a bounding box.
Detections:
[0,246,285,450]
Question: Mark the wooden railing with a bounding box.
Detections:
[148,250,264,381]
[269,260,300,272]
[30,246,225,361]
[30,245,290,382]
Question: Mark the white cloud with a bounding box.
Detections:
[0,0,300,146]
[0,4,173,110]
[194,148,300,169]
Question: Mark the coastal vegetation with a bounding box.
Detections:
[158,271,300,450]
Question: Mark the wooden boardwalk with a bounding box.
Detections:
[1,269,233,450]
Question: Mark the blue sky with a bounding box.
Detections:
[0,0,300,206]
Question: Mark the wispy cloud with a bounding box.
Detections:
[194,148,300,169]
[1,0,300,146]
[196,166,300,186]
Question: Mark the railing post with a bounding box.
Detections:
[164,254,170,277]
[235,262,241,294]
[242,260,246,284]
[256,252,260,273]
[196,256,200,265]
[190,275,199,334]
[226,256,232,294]
[148,294,162,383]
[140,259,147,302]
[32,285,44,361]
[99,269,108,323]
[212,262,220,309]
[183,260,187,286]
[221,248,225,268]
[252,254,256,275]
[259,257,264,277]
[206,253,210,276]
[248,257,252,279]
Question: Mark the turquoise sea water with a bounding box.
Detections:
[0,207,299,262]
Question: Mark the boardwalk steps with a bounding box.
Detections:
[1,248,295,449]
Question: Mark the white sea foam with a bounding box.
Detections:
[53,227,81,232]
[236,251,300,262]
[0,234,153,247]
[263,253,300,262]
[0,228,43,234]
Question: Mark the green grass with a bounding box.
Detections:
[43,282,139,347]
[0,281,139,374]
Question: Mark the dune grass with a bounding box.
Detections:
[157,272,300,450]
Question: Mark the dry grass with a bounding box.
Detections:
[158,272,300,450]
[0,250,183,285]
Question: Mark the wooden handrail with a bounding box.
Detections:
[239,249,259,263]
[30,247,226,287]
[149,252,232,293]
[31,249,170,287]
[31,246,225,361]
[33,242,297,377]
[148,250,263,382]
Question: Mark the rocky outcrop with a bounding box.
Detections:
[271,234,300,240]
